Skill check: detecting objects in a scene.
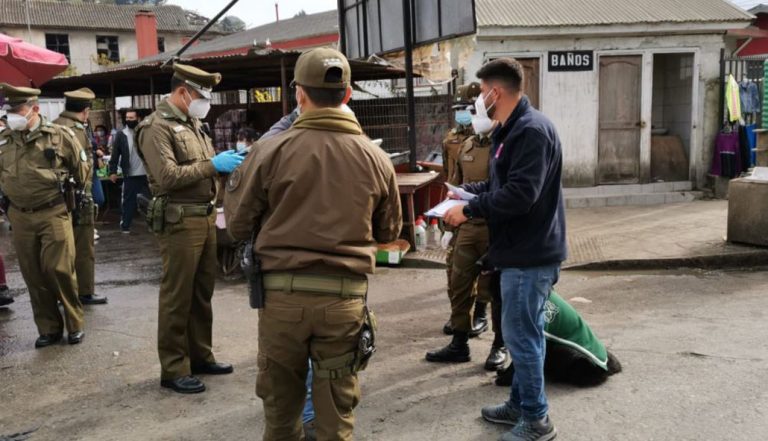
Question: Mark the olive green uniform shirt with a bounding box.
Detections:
[136,99,218,203]
[54,112,93,197]
[0,118,88,209]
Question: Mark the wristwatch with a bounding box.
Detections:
[462,204,474,220]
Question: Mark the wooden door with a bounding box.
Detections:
[518,58,540,109]
[598,55,642,184]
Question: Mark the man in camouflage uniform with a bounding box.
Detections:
[0,83,88,348]
[54,87,108,306]
[137,64,243,394]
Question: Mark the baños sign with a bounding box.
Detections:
[548,51,594,72]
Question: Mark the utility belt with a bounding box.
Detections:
[263,272,368,298]
[10,198,66,214]
[143,195,214,233]
[264,271,377,379]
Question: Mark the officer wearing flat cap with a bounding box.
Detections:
[54,87,108,306]
[437,82,490,340]
[427,82,508,371]
[0,83,88,348]
[136,64,242,394]
[225,47,402,440]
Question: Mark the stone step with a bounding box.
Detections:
[565,191,703,209]
[563,181,693,197]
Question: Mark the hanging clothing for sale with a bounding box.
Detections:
[711,131,742,178]
[739,80,761,115]
[746,123,758,167]
[726,74,742,123]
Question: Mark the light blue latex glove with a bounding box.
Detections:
[211,150,245,173]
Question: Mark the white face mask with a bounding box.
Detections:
[7,108,32,131]
[236,141,248,152]
[474,92,496,123]
[340,104,354,114]
[183,89,211,119]
[471,115,495,135]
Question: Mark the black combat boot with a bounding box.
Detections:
[469,302,489,337]
[485,329,509,371]
[442,319,454,335]
[425,331,471,363]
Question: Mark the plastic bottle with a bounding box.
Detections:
[416,215,426,229]
[414,221,428,252]
[427,219,441,250]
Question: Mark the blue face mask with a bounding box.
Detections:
[454,110,472,126]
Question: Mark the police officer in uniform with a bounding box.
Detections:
[54,87,108,306]
[427,94,509,369]
[0,83,88,348]
[440,83,490,338]
[137,64,243,394]
[225,48,402,441]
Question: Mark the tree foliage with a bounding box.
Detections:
[220,16,246,33]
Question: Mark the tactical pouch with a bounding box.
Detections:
[73,199,95,226]
[355,306,377,372]
[311,306,377,379]
[164,204,184,224]
[146,196,168,234]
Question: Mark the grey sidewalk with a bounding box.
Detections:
[406,200,768,270]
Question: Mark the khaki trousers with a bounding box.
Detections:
[8,204,83,334]
[257,290,365,441]
[73,206,95,296]
[155,214,217,380]
[448,222,492,332]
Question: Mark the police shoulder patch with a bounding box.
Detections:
[80,149,88,162]
[226,168,242,192]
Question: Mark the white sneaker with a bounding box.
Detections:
[94,229,100,241]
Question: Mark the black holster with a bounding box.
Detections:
[241,231,264,309]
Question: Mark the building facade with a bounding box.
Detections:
[467,0,753,190]
[0,0,206,76]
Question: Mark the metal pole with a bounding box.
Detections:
[150,76,156,109]
[719,48,725,125]
[402,0,417,172]
[337,0,346,55]
[280,56,289,116]
[24,0,32,42]
[161,0,240,68]
[110,80,117,130]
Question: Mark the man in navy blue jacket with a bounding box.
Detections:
[445,58,567,441]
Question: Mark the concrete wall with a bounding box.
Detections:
[0,26,186,76]
[467,31,728,189]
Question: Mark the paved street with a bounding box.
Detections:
[1,221,767,440]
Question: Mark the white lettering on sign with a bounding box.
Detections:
[548,51,594,71]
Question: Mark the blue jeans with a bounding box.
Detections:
[302,361,315,424]
[500,264,560,421]
[121,175,149,230]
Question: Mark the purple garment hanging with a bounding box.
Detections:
[710,132,742,178]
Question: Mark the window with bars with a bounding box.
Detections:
[96,35,120,62]
[45,33,70,61]
[158,37,165,53]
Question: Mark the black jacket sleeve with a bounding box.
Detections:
[108,132,125,175]
[468,128,551,222]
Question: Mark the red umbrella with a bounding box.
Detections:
[0,33,69,87]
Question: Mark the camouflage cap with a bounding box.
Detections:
[292,47,351,90]
[64,87,96,102]
[173,64,221,99]
[452,82,481,108]
[0,83,41,109]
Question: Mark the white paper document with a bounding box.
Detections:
[425,199,469,218]
[445,183,477,201]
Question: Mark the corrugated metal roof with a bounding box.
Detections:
[188,10,338,55]
[0,0,196,33]
[476,0,753,28]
